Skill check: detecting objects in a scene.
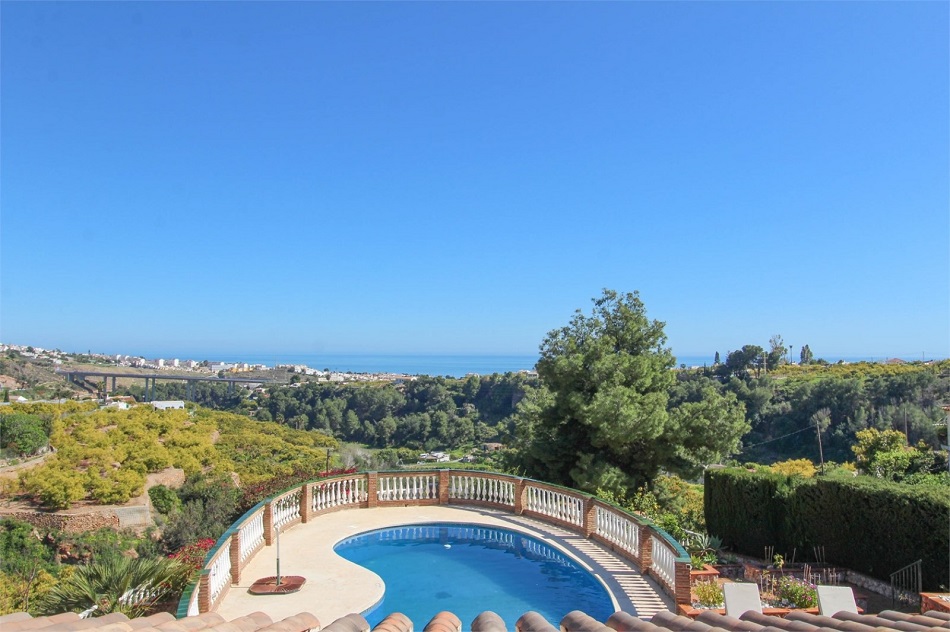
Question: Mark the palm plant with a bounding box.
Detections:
[39,556,192,618]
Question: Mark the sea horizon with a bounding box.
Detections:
[98,350,942,379]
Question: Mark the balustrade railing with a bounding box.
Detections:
[179,469,690,617]
[651,535,676,591]
[524,484,584,527]
[378,473,439,501]
[238,509,265,564]
[206,540,233,608]
[449,473,515,506]
[312,476,367,511]
[185,585,200,617]
[273,489,301,529]
[595,504,640,557]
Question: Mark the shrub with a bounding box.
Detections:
[705,467,950,590]
[771,576,817,608]
[20,466,85,510]
[148,485,181,515]
[159,474,241,553]
[168,538,215,575]
[0,414,47,456]
[693,580,723,607]
[769,459,817,478]
[38,556,192,618]
[686,532,722,566]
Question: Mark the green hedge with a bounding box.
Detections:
[705,468,950,590]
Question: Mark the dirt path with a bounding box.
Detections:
[0,451,53,481]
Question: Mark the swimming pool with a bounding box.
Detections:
[334,522,616,627]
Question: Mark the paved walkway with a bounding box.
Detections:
[216,505,673,625]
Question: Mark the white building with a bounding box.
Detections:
[152,400,185,410]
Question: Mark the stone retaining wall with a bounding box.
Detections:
[2,510,119,532]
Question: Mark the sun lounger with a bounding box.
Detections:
[724,584,763,618]
[816,586,859,616]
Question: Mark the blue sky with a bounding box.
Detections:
[1,2,947,361]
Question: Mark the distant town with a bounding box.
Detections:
[0,342,540,385]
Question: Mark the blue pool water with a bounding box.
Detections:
[333,522,615,628]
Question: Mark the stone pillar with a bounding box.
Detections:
[438,470,450,505]
[198,572,210,613]
[638,525,653,572]
[514,478,526,515]
[263,501,274,546]
[367,472,378,508]
[674,560,692,604]
[582,497,597,538]
[300,483,311,523]
[230,533,242,584]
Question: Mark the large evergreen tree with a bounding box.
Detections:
[513,289,748,495]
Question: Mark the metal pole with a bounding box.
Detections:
[275,522,281,586]
[942,406,950,475]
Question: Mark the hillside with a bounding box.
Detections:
[0,403,338,511]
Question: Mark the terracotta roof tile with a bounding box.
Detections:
[560,609,613,631]
[128,614,177,629]
[320,613,369,632]
[216,612,275,632]
[695,611,761,632]
[471,611,506,632]
[372,612,413,632]
[6,607,950,632]
[257,613,321,632]
[833,612,931,632]
[516,611,558,632]
[424,611,463,632]
[4,612,82,631]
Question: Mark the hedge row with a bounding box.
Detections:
[704,468,950,590]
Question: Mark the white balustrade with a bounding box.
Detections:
[239,510,265,563]
[207,542,233,606]
[377,474,438,501]
[650,535,676,591]
[273,490,301,529]
[118,583,163,610]
[179,469,686,616]
[187,584,200,616]
[595,505,640,558]
[312,477,367,511]
[449,474,515,506]
[525,485,584,527]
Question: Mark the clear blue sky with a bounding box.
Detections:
[2,2,947,361]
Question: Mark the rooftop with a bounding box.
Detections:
[5,602,950,632]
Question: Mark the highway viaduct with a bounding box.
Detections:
[61,370,279,402]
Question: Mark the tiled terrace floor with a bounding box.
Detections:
[215,505,674,624]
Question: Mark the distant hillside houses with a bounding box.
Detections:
[419,451,451,463]
[152,400,185,410]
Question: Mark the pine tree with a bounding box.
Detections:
[800,344,814,365]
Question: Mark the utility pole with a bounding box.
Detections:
[941,405,950,475]
[812,409,829,475]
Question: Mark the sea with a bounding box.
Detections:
[125,350,931,379]
[136,352,719,378]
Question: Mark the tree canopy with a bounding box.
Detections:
[513,290,749,495]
